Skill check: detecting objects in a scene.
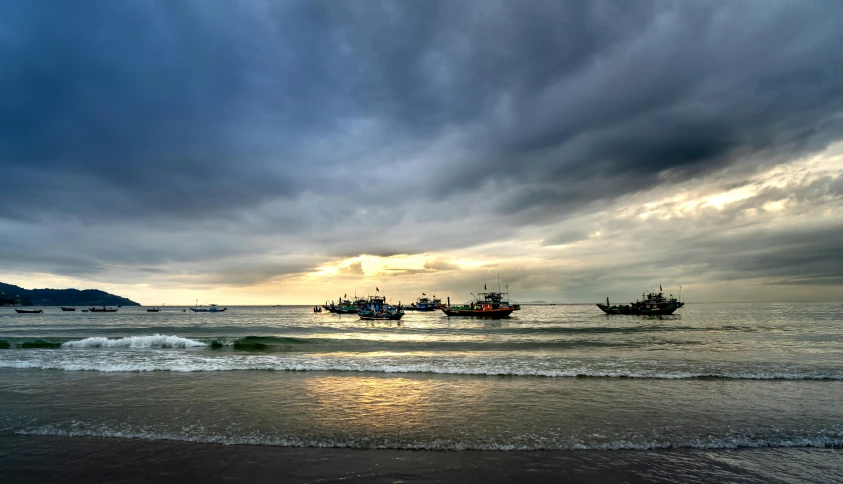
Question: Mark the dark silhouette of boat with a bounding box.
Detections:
[60,306,76,311]
[147,307,161,312]
[89,307,118,312]
[189,304,226,313]
[441,288,520,319]
[597,289,684,315]
[15,309,43,314]
[313,306,322,313]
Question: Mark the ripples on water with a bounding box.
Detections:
[1,303,843,459]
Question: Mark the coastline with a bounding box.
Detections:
[2,432,840,483]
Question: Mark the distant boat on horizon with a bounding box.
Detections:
[89,307,118,313]
[189,303,227,313]
[15,308,43,314]
[60,306,76,311]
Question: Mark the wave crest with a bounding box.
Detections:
[62,335,205,349]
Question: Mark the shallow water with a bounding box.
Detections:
[1,303,842,479]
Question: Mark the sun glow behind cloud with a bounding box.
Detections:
[3,1,843,305]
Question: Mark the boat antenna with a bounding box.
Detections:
[498,273,501,293]
[679,285,682,302]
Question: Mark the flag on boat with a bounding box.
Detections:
[376,287,379,292]
[422,293,426,295]
[660,284,663,291]
[484,284,487,290]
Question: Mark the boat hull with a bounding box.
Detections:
[596,304,635,315]
[440,307,517,318]
[60,307,76,311]
[189,308,227,313]
[15,309,43,314]
[359,313,404,321]
[88,308,118,312]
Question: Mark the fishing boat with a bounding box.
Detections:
[60,306,76,311]
[15,309,43,314]
[597,288,684,315]
[440,288,520,319]
[189,303,227,313]
[334,296,361,315]
[147,307,161,312]
[313,306,322,313]
[358,296,404,320]
[89,307,118,312]
[405,294,442,311]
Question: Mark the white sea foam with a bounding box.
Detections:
[0,352,841,379]
[62,335,206,349]
[15,425,843,451]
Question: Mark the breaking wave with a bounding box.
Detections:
[1,352,842,379]
[62,335,206,349]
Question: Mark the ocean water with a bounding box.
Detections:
[2,303,843,482]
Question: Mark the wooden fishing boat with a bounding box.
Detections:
[358,295,404,320]
[597,288,684,315]
[60,306,76,311]
[189,304,226,313]
[15,309,43,314]
[147,307,161,312]
[89,307,118,312]
[440,287,520,319]
[404,294,442,311]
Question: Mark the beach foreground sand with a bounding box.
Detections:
[3,432,840,483]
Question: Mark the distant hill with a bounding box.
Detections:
[0,282,140,307]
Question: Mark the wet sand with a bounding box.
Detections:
[2,433,840,483]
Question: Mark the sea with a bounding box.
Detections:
[1,303,842,483]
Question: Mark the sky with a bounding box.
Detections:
[1,0,843,305]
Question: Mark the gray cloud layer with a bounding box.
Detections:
[1,0,842,298]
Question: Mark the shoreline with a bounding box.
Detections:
[2,432,839,483]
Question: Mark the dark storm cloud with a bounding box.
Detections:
[1,0,842,287]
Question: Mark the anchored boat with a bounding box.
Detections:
[358,296,404,320]
[597,290,684,315]
[405,294,442,311]
[15,309,43,314]
[88,307,118,313]
[441,289,520,319]
[189,304,227,313]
